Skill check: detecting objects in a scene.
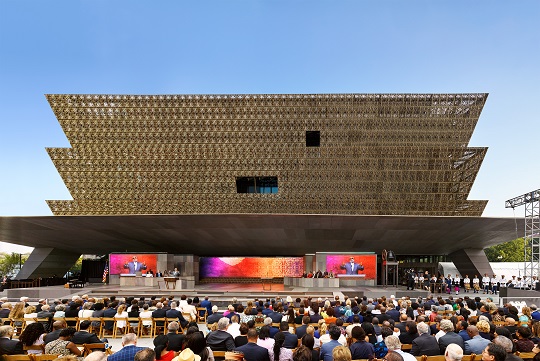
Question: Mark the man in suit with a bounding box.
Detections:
[123,256,147,274]
[411,322,440,356]
[108,334,146,361]
[44,320,67,344]
[200,296,213,316]
[262,303,272,316]
[206,306,223,325]
[395,314,409,333]
[275,321,298,349]
[0,326,23,355]
[165,322,184,352]
[386,303,400,322]
[0,303,11,323]
[464,326,491,355]
[438,319,464,354]
[319,326,343,361]
[493,336,522,361]
[267,308,282,323]
[340,257,364,275]
[165,302,188,328]
[71,320,105,345]
[103,302,118,333]
[457,321,470,342]
[151,302,167,328]
[235,329,270,361]
[206,317,235,351]
[295,315,310,339]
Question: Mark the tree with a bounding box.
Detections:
[0,252,28,277]
[484,237,526,262]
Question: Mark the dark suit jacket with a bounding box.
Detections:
[200,300,213,315]
[399,332,418,345]
[340,262,364,274]
[387,309,401,322]
[269,327,279,338]
[206,330,235,351]
[439,332,465,354]
[268,311,282,323]
[44,329,63,344]
[396,322,408,333]
[165,309,188,328]
[0,337,23,355]
[296,325,308,339]
[152,308,167,326]
[278,331,298,349]
[235,342,270,361]
[71,331,103,345]
[103,308,117,330]
[166,332,185,352]
[206,312,224,325]
[411,333,440,356]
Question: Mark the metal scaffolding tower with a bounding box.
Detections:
[506,189,540,282]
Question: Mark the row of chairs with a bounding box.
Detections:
[3,354,59,361]
[4,343,115,361]
[1,315,201,339]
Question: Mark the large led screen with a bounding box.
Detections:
[109,253,158,275]
[200,257,304,278]
[326,254,377,279]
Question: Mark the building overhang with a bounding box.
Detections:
[0,214,521,256]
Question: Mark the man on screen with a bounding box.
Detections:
[124,256,147,274]
[340,257,364,275]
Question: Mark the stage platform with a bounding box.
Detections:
[0,282,462,305]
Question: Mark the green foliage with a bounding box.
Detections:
[0,252,28,277]
[484,238,526,262]
[69,256,83,273]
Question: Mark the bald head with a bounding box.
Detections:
[466,325,479,337]
[53,320,67,330]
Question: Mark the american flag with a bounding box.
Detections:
[102,262,109,283]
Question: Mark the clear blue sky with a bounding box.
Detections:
[1,1,539,253]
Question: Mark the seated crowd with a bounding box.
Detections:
[2,294,540,361]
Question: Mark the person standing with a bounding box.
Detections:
[453,274,461,295]
[124,256,147,274]
[340,257,364,275]
[482,274,491,294]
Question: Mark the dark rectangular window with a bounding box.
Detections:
[306,131,320,147]
[236,177,278,194]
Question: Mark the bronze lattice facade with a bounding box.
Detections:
[46,93,488,216]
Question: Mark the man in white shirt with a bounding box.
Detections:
[472,275,480,293]
[482,273,491,294]
[498,275,508,290]
[490,274,498,294]
[182,298,197,321]
[463,275,471,293]
[227,315,241,338]
[385,335,417,361]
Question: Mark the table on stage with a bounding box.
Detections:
[163,277,179,289]
[261,277,273,290]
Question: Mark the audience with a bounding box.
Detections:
[8,290,540,361]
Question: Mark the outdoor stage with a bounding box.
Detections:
[1,281,431,306]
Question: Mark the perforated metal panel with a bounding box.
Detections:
[46,93,488,216]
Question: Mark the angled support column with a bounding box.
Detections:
[15,248,81,279]
[449,248,493,278]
